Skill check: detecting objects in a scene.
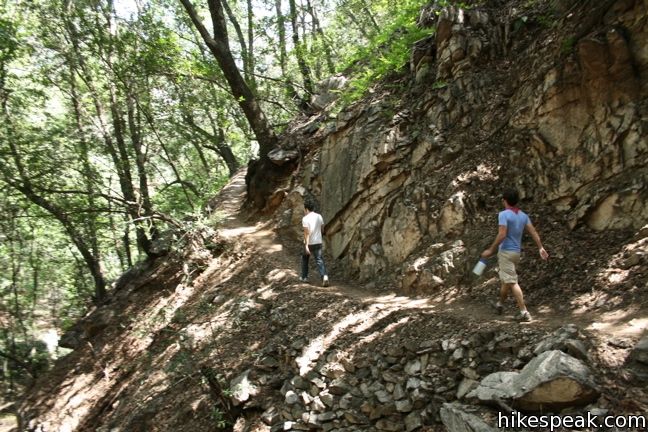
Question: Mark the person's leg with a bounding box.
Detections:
[499,283,511,303]
[502,252,530,320]
[496,252,510,312]
[301,248,310,279]
[511,283,528,312]
[494,283,509,314]
[497,251,528,317]
[311,244,327,278]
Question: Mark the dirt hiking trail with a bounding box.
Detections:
[217,171,647,340]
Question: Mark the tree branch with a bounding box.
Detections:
[0,349,34,377]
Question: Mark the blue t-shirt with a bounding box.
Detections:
[498,209,530,252]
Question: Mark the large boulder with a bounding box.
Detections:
[533,324,591,362]
[468,350,599,411]
[626,334,648,381]
[440,403,497,432]
[311,75,348,110]
[466,372,518,404]
[401,241,466,294]
[268,148,299,166]
[513,350,599,411]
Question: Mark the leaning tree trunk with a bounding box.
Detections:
[1,133,108,302]
[180,0,277,159]
[288,0,314,96]
[246,0,257,92]
[63,8,159,258]
[221,0,253,87]
[0,57,108,301]
[181,110,240,177]
[305,0,335,75]
[275,0,309,110]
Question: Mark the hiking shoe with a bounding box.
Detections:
[322,275,329,287]
[491,301,503,315]
[515,311,532,322]
[299,277,308,282]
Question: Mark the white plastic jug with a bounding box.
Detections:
[472,258,487,276]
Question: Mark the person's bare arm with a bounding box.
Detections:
[525,223,549,260]
[481,225,507,258]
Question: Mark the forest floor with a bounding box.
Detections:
[15,170,648,432]
[217,172,647,349]
[205,171,648,423]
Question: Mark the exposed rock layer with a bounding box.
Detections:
[280,0,648,290]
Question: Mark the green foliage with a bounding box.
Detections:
[0,16,19,65]
[561,36,576,55]
[172,308,189,325]
[165,349,193,376]
[197,297,215,315]
[209,406,229,429]
[432,80,447,90]
[335,0,434,105]
[536,14,554,28]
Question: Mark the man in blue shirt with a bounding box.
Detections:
[481,189,549,321]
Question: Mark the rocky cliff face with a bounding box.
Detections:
[280,0,647,291]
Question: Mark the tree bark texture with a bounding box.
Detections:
[180,0,277,159]
[288,0,314,96]
[275,0,309,110]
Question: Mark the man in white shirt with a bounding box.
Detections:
[301,201,329,286]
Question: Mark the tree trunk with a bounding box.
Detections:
[181,109,240,177]
[246,0,256,92]
[135,93,196,208]
[275,0,289,76]
[125,90,162,233]
[0,127,108,302]
[66,58,104,268]
[221,0,252,87]
[274,0,308,110]
[62,8,158,258]
[108,203,127,271]
[343,7,370,39]
[180,0,277,159]
[359,0,380,33]
[305,0,335,75]
[214,128,239,177]
[288,0,314,96]
[0,49,108,302]
[108,82,156,256]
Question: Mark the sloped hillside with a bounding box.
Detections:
[15,0,648,431]
[276,0,647,288]
[17,171,647,432]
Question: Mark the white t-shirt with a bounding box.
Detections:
[302,212,324,245]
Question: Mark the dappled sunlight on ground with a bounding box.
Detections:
[346,315,412,349]
[44,372,96,432]
[363,293,435,309]
[20,170,648,431]
[0,414,18,432]
[587,312,648,338]
[220,225,259,238]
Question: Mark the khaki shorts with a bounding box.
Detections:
[498,250,521,284]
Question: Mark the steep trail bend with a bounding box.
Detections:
[212,171,647,345]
